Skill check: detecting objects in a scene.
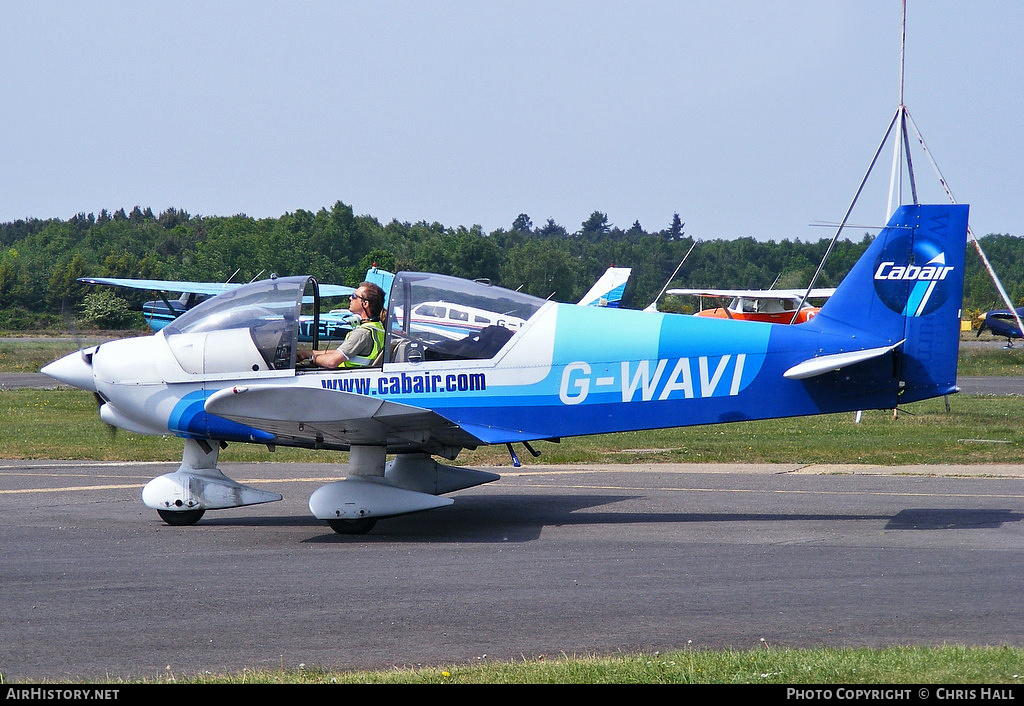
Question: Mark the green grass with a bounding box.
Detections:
[958,338,1024,375]
[22,646,1022,684]
[0,334,127,373]
[3,388,1024,465]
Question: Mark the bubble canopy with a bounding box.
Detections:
[387,272,546,362]
[163,276,310,337]
[158,272,549,371]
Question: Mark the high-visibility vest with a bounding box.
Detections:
[340,320,385,367]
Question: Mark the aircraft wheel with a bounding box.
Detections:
[157,508,206,526]
[327,518,377,535]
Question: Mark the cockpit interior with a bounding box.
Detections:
[159,273,547,375]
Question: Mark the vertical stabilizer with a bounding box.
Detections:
[577,266,632,308]
[806,203,968,402]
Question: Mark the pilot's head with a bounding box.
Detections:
[350,281,385,321]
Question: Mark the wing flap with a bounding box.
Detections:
[666,287,837,299]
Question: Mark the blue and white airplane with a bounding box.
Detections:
[576,266,631,308]
[43,204,968,534]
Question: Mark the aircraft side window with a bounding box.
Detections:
[251,317,294,370]
[450,309,468,321]
[415,304,445,318]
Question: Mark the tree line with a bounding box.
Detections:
[1,200,1021,330]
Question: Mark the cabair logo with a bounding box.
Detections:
[873,236,954,317]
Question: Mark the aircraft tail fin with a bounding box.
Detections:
[577,266,631,307]
[365,267,395,306]
[804,203,968,402]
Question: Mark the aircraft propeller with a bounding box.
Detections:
[61,299,116,437]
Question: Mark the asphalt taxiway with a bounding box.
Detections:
[2,458,1023,682]
[3,363,1023,680]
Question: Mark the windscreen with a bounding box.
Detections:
[163,276,309,370]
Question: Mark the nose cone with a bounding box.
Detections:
[41,348,97,391]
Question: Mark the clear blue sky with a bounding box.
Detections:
[3,1,1021,241]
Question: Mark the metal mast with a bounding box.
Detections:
[798,1,1021,337]
[888,0,1023,338]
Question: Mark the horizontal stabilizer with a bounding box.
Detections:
[783,340,904,380]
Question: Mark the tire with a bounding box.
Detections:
[157,508,206,526]
[326,517,377,535]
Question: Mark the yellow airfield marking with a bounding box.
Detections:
[0,471,343,496]
[497,468,1024,500]
[511,483,1024,501]
[2,465,1023,500]
[0,479,333,496]
[0,483,144,494]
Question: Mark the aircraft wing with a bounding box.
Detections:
[79,277,243,296]
[78,276,355,298]
[204,384,487,453]
[666,287,837,299]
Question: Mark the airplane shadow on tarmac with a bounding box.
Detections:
[173,493,1024,543]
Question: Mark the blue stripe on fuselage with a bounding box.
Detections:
[169,390,275,442]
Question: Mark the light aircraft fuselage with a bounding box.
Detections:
[43,204,969,533]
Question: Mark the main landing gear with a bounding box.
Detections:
[142,439,282,527]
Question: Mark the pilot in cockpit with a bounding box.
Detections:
[298,281,386,368]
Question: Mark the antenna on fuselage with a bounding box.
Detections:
[646,240,696,312]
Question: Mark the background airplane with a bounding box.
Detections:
[665,287,836,324]
[79,268,394,341]
[976,305,1024,347]
[80,265,626,337]
[576,266,631,308]
[42,204,967,535]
